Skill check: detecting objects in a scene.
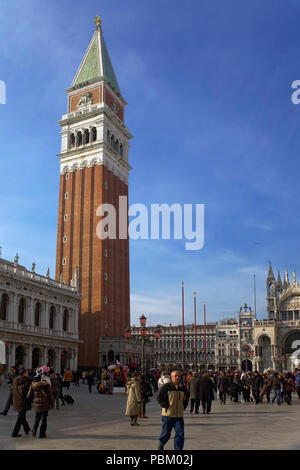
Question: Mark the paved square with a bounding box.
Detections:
[0,381,299,450]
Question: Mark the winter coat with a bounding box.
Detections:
[50,375,60,395]
[64,370,73,383]
[199,376,214,401]
[140,379,153,404]
[12,375,32,412]
[283,377,295,392]
[27,379,54,412]
[157,382,189,418]
[252,374,263,391]
[295,374,300,387]
[188,376,201,400]
[217,375,229,392]
[270,376,281,390]
[125,378,142,417]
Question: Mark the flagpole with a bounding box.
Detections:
[182,281,185,370]
[253,274,257,319]
[194,292,197,371]
[204,301,207,372]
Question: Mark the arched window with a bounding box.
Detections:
[0,294,9,320]
[111,134,114,147]
[49,306,55,329]
[84,129,90,144]
[63,308,68,332]
[107,129,110,143]
[108,350,114,363]
[76,131,82,146]
[114,139,118,152]
[34,302,41,327]
[120,143,123,157]
[91,127,97,142]
[69,133,75,148]
[18,298,25,324]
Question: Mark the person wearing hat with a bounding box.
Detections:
[11,368,32,437]
[26,367,54,438]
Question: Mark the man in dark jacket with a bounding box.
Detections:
[11,369,32,437]
[200,373,215,414]
[157,371,189,451]
[27,370,54,438]
[188,372,201,414]
[217,372,229,404]
[252,371,263,404]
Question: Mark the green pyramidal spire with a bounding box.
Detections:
[72,16,121,95]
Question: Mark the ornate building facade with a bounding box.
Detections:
[55,17,131,368]
[0,256,81,372]
[253,263,300,372]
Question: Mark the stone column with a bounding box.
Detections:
[43,302,49,330]
[42,347,48,366]
[29,297,35,326]
[11,293,18,323]
[10,343,16,367]
[26,344,33,369]
[57,306,62,333]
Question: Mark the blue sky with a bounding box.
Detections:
[1,0,300,327]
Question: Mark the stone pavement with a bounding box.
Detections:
[0,380,299,451]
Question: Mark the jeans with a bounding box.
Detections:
[12,410,30,436]
[33,411,48,437]
[272,389,282,405]
[159,416,184,450]
[219,391,226,403]
[252,390,260,404]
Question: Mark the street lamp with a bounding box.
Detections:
[140,315,147,374]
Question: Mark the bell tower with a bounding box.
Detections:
[55,17,132,367]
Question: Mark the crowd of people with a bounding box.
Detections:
[124,367,300,450]
[1,363,299,447]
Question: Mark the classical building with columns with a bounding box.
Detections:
[0,256,81,373]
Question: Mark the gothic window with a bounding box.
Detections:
[107,130,110,143]
[18,298,25,324]
[84,129,90,144]
[34,302,41,327]
[120,143,123,157]
[108,350,114,363]
[282,311,287,321]
[111,134,114,147]
[76,131,82,146]
[69,133,75,148]
[63,309,68,332]
[49,306,55,329]
[0,294,9,320]
[91,127,97,142]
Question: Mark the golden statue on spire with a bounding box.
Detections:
[95,15,102,29]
